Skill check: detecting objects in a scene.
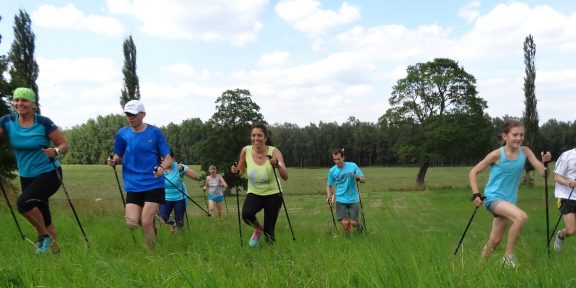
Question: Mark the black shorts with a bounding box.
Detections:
[559,198,576,215]
[126,188,165,207]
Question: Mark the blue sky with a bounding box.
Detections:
[1,0,575,129]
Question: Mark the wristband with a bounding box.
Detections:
[471,193,482,201]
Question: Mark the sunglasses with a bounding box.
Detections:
[125,112,139,118]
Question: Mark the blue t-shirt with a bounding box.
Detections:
[164,161,189,201]
[326,162,364,204]
[0,114,60,177]
[483,146,526,207]
[114,124,170,192]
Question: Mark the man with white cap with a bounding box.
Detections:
[107,100,172,249]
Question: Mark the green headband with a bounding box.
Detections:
[13,87,36,102]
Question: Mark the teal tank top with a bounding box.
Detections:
[484,146,526,207]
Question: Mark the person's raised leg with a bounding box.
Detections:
[492,201,527,256]
[482,216,508,259]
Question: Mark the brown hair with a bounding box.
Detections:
[500,120,524,145]
[332,148,345,157]
[251,123,272,145]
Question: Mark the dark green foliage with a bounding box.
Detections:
[62,114,126,164]
[522,35,539,183]
[120,35,140,108]
[8,9,39,113]
[0,15,16,179]
[384,58,488,185]
[195,89,266,191]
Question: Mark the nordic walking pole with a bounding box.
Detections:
[232,162,243,246]
[328,202,337,231]
[108,154,136,243]
[548,185,575,245]
[544,160,551,258]
[454,196,485,256]
[268,155,295,241]
[162,174,210,216]
[44,149,88,244]
[355,178,367,233]
[1,181,29,242]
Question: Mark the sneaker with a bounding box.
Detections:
[554,231,565,252]
[501,254,517,269]
[249,227,263,247]
[35,234,53,254]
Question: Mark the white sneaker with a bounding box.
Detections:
[501,255,517,269]
[554,231,565,252]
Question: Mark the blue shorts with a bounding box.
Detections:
[208,194,224,203]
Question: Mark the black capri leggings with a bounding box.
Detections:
[17,168,61,227]
[242,193,283,243]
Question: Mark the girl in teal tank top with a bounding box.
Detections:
[469,120,551,268]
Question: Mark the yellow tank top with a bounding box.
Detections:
[245,145,280,196]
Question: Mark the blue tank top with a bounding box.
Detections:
[484,146,526,207]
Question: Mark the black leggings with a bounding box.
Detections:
[242,193,283,243]
[17,168,61,227]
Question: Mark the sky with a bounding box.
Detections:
[1,0,575,129]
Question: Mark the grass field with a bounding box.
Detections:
[1,165,575,287]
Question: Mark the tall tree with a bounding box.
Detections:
[120,35,140,108]
[196,89,266,194]
[383,58,487,186]
[522,34,538,185]
[8,10,39,113]
[0,15,17,179]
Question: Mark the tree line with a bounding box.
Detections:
[1,10,573,187]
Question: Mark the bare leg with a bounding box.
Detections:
[491,201,528,256]
[46,224,60,252]
[341,219,351,236]
[208,200,216,219]
[22,207,49,236]
[482,216,508,259]
[141,202,160,249]
[561,213,576,237]
[217,202,223,220]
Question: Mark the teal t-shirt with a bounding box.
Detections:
[0,114,60,177]
[164,161,189,201]
[327,162,364,204]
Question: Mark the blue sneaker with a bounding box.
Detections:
[249,227,263,247]
[35,235,53,254]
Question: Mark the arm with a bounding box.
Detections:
[154,154,173,177]
[218,175,228,189]
[270,148,288,181]
[523,147,551,176]
[180,164,197,180]
[46,129,69,158]
[555,174,576,188]
[326,184,335,205]
[469,149,499,206]
[231,147,247,176]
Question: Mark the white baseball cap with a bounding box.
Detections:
[124,100,145,114]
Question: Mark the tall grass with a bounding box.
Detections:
[1,165,573,287]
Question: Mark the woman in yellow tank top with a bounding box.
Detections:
[231,123,288,247]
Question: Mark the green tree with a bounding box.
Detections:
[196,89,266,194]
[522,34,538,185]
[8,10,39,113]
[383,58,487,186]
[62,114,126,164]
[120,35,140,108]
[0,15,17,179]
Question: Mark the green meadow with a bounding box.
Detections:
[1,165,576,287]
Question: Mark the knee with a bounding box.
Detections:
[566,226,576,236]
[242,211,254,224]
[125,217,139,230]
[16,197,32,214]
[515,211,528,225]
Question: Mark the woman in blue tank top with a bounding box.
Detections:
[469,120,551,268]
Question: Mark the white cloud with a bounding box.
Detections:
[32,4,125,37]
[106,0,268,46]
[275,0,361,36]
[459,1,481,23]
[258,51,290,67]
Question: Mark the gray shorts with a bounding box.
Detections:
[336,202,359,221]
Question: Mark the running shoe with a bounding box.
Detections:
[554,231,565,252]
[35,234,53,254]
[249,227,263,247]
[501,254,517,269]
